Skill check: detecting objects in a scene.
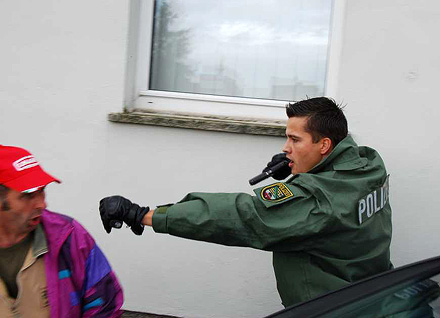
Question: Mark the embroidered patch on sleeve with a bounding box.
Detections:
[260,182,294,202]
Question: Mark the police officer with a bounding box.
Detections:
[99,97,392,307]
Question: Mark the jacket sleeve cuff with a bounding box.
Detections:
[152,205,172,233]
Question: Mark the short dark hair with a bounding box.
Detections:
[286,97,348,147]
[0,184,10,211]
[0,184,8,200]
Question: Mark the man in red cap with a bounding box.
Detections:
[0,145,123,317]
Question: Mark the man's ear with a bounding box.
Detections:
[320,137,333,155]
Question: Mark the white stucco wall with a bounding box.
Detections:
[1,1,440,317]
[337,0,440,266]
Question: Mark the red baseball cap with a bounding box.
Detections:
[0,145,60,193]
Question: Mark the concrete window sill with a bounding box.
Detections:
[108,110,286,137]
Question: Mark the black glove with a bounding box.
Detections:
[263,153,291,180]
[99,195,149,235]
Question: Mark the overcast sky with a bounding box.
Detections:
[153,0,333,99]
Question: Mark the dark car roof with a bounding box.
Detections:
[265,256,440,318]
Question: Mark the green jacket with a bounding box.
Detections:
[153,135,392,307]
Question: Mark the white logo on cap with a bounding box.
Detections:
[13,155,39,171]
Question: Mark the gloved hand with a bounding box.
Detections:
[99,195,149,235]
[263,153,291,180]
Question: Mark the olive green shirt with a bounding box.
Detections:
[0,232,33,298]
[152,135,392,307]
[0,225,50,318]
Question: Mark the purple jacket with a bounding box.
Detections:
[41,210,123,317]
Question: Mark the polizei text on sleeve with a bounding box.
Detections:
[358,176,390,225]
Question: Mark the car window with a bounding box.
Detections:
[265,257,440,318]
[320,274,440,318]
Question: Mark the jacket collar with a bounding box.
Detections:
[32,224,48,258]
[40,210,74,256]
[306,135,367,174]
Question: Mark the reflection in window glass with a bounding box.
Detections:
[150,0,333,101]
[322,275,440,318]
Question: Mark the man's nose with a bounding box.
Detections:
[33,193,47,210]
[282,140,290,153]
[35,198,47,210]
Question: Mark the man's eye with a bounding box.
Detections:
[20,190,42,200]
[28,193,38,199]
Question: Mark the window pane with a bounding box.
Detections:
[150,0,332,101]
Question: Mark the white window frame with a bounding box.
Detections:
[123,0,346,123]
